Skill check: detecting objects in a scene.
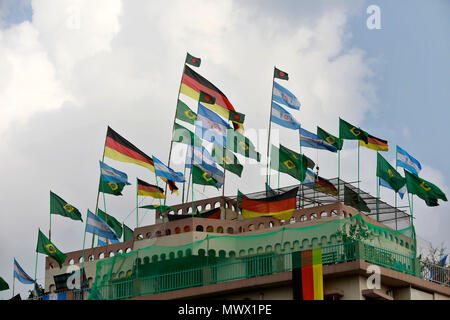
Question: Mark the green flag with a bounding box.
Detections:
[376,153,405,193]
[99,178,125,196]
[97,208,123,238]
[339,118,368,144]
[50,191,83,222]
[270,144,308,182]
[123,224,134,242]
[228,110,245,124]
[199,90,216,104]
[404,170,448,207]
[211,144,243,177]
[176,99,197,125]
[317,126,343,150]
[192,165,219,188]
[226,128,261,162]
[274,67,288,80]
[344,186,371,213]
[0,277,9,291]
[36,229,67,268]
[186,52,201,67]
[173,122,203,147]
[139,205,175,213]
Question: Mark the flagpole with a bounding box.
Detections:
[81,210,88,281]
[265,67,276,189]
[191,170,195,218]
[49,195,52,241]
[136,178,139,228]
[222,146,227,198]
[181,147,189,203]
[357,142,360,200]
[34,251,38,297]
[376,172,380,222]
[164,57,187,205]
[154,170,164,225]
[338,150,341,201]
[395,149,398,230]
[12,259,15,298]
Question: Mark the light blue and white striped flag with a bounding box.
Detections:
[396,145,421,176]
[13,258,35,284]
[99,161,131,185]
[152,156,185,182]
[272,81,301,110]
[271,102,300,130]
[86,210,120,242]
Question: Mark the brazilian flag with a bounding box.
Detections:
[172,122,203,147]
[270,144,308,182]
[50,191,83,222]
[212,144,243,177]
[192,165,219,189]
[36,229,67,268]
[139,204,175,213]
[376,153,405,193]
[226,128,261,162]
[344,186,370,213]
[404,170,447,207]
[176,99,197,125]
[339,118,368,144]
[99,178,125,196]
[317,126,343,150]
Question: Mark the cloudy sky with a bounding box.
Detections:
[0,0,448,299]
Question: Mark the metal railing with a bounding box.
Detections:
[420,261,450,287]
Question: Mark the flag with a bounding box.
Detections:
[197,207,221,219]
[172,122,203,147]
[299,127,338,153]
[97,208,123,238]
[99,178,125,196]
[315,176,338,196]
[376,153,406,193]
[317,126,343,150]
[98,235,120,247]
[50,191,83,222]
[199,90,216,105]
[292,248,323,300]
[339,118,369,144]
[13,258,35,285]
[272,81,301,110]
[137,178,165,199]
[99,161,131,185]
[180,65,243,131]
[195,103,229,146]
[123,224,134,242]
[359,134,388,151]
[36,229,67,268]
[379,178,406,199]
[228,110,245,124]
[226,128,261,162]
[105,126,155,172]
[86,210,120,242]
[152,156,185,182]
[396,145,422,175]
[303,169,316,185]
[404,170,447,207]
[344,186,371,213]
[160,177,180,195]
[212,144,243,177]
[270,144,308,182]
[274,67,288,80]
[185,52,201,67]
[186,145,224,187]
[139,205,175,213]
[265,182,278,196]
[241,187,298,220]
[192,164,219,188]
[0,277,9,291]
[42,292,67,300]
[440,255,448,267]
[176,99,197,125]
[271,101,300,130]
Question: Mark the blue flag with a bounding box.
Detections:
[299,127,337,152]
[185,145,224,187]
[152,156,185,182]
[379,178,406,199]
[396,145,421,175]
[272,81,301,110]
[303,169,316,185]
[86,210,120,242]
[99,161,131,185]
[195,103,229,146]
[271,102,300,130]
[13,258,35,285]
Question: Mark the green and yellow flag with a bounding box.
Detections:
[344,186,371,213]
[192,165,219,188]
[339,118,368,144]
[36,229,67,268]
[97,208,123,238]
[270,144,308,182]
[99,178,125,196]
[139,205,175,213]
[226,128,261,162]
[0,277,9,291]
[172,122,203,147]
[176,99,197,125]
[404,170,448,207]
[376,153,405,193]
[211,144,243,177]
[50,191,83,222]
[317,126,343,150]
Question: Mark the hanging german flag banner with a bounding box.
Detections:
[105,126,155,172]
[241,187,298,220]
[180,65,243,131]
[292,248,323,300]
[137,178,165,199]
[315,176,338,196]
[359,134,388,152]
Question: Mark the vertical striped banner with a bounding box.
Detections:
[292,248,323,300]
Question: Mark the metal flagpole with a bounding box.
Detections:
[164,56,188,205]
[12,259,15,298]
[81,211,88,281]
[191,170,195,218]
[376,172,380,221]
[154,170,165,225]
[136,177,139,228]
[49,195,52,241]
[265,67,276,189]
[357,142,360,200]
[33,250,38,296]
[222,146,227,198]
[338,150,341,201]
[395,148,398,230]
[102,188,109,249]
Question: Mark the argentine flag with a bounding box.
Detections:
[273,81,301,110]
[299,128,337,153]
[152,156,186,182]
[185,146,224,187]
[271,102,300,130]
[99,161,131,185]
[396,145,421,176]
[14,258,35,284]
[303,169,316,185]
[195,103,229,147]
[86,210,120,242]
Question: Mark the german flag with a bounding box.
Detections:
[359,134,388,152]
[105,127,155,171]
[180,65,243,131]
[197,207,221,219]
[160,177,179,195]
[241,187,298,220]
[292,248,323,300]
[315,176,338,196]
[137,178,165,199]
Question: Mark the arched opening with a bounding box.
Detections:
[69,259,74,265]
[146,232,152,239]
[165,229,171,236]
[216,226,223,233]
[175,227,181,234]
[184,226,191,232]
[196,225,204,232]
[226,227,234,234]
[206,226,213,232]
[248,224,255,231]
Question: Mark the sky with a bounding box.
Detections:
[0,0,448,299]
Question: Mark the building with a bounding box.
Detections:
[42,179,450,300]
